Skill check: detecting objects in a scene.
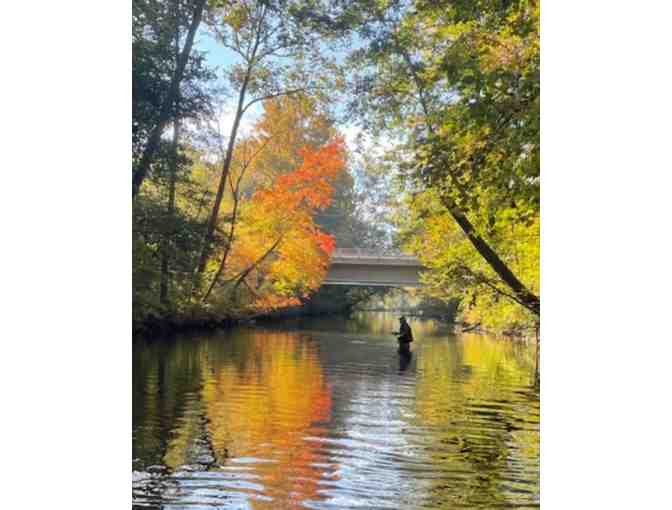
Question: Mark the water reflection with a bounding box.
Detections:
[413,334,539,508]
[202,332,332,507]
[133,312,539,509]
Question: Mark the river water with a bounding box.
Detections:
[133,312,539,509]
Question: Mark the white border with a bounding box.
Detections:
[543,2,672,508]
[2,2,131,509]
[2,2,672,508]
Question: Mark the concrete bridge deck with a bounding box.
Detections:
[324,248,425,287]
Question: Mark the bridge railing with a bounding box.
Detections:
[333,247,413,257]
[331,247,422,266]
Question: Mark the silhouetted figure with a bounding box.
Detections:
[398,350,412,372]
[394,316,413,355]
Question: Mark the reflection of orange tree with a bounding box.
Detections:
[202,331,333,507]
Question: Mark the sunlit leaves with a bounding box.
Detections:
[399,188,539,333]
[343,0,540,329]
[213,139,346,311]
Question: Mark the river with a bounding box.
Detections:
[133,312,539,509]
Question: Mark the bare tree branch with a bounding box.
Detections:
[201,136,272,302]
[241,88,305,115]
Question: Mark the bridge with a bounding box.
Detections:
[324,248,425,287]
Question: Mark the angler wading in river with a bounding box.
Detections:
[394,316,414,355]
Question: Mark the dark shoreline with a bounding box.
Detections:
[133,308,535,343]
[132,307,350,340]
[133,308,456,341]
[133,314,239,340]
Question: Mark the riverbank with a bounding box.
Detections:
[133,304,535,343]
[133,312,239,339]
[132,306,351,339]
[133,285,380,339]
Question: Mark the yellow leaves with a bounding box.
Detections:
[245,96,337,184]
[478,6,539,75]
[481,32,530,74]
[223,5,249,32]
[400,190,539,333]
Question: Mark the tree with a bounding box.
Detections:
[245,96,336,181]
[132,0,211,197]
[315,0,540,323]
[199,133,272,302]
[159,0,183,306]
[133,147,216,323]
[202,139,347,311]
[195,0,340,278]
[243,96,361,247]
[398,188,539,332]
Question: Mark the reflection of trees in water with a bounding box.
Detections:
[203,331,332,508]
[349,310,446,337]
[133,337,208,468]
[133,318,539,508]
[133,337,216,508]
[133,330,334,508]
[414,334,539,508]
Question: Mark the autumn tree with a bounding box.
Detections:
[241,96,361,247]
[198,133,272,302]
[195,0,341,279]
[245,96,335,181]
[202,140,346,311]
[308,0,540,327]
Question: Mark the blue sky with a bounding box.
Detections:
[192,26,366,146]
[195,28,237,71]
[191,24,397,168]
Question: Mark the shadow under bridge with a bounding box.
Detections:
[323,248,425,287]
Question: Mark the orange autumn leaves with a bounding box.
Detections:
[254,141,346,211]
[221,138,345,311]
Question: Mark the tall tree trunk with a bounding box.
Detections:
[160,1,182,306]
[442,196,540,316]
[201,176,238,303]
[194,9,268,281]
[193,69,252,278]
[200,137,271,302]
[159,118,180,305]
[132,0,206,198]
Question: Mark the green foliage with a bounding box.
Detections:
[336,0,540,332]
[132,0,540,332]
[133,155,213,322]
[398,189,538,333]
[132,0,215,172]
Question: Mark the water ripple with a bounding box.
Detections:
[133,313,539,509]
